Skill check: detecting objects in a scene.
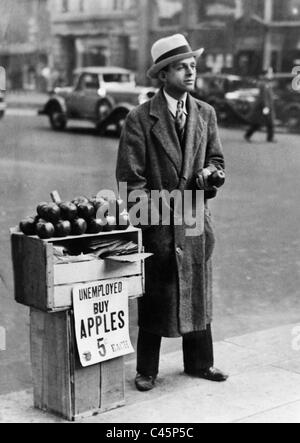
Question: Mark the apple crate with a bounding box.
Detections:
[11,226,145,312]
[30,308,125,421]
[11,226,146,421]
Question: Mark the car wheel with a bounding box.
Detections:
[97,99,113,124]
[0,111,4,119]
[284,108,300,133]
[115,110,128,137]
[49,105,67,131]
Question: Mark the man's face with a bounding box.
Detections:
[161,57,197,97]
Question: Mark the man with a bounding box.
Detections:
[116,34,228,392]
[245,70,276,143]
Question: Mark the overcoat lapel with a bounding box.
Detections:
[180,94,205,181]
[150,89,183,176]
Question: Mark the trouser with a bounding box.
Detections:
[136,325,214,377]
[245,122,274,142]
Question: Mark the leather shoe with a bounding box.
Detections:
[186,367,228,382]
[135,374,156,392]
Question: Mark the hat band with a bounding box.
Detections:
[155,45,192,65]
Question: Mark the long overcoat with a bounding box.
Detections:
[116,89,224,337]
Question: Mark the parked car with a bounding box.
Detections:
[225,73,300,132]
[192,73,257,123]
[39,67,157,135]
[0,90,6,119]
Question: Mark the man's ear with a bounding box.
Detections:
[158,70,167,83]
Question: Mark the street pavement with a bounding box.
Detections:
[0,110,300,422]
[1,323,300,423]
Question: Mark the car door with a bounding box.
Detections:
[68,73,100,119]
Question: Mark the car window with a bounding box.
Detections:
[78,74,100,90]
[102,73,132,83]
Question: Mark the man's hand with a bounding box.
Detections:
[263,107,270,116]
[196,168,218,192]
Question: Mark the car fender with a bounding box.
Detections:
[42,96,67,115]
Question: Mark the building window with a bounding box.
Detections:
[197,0,239,21]
[62,0,69,13]
[273,0,300,21]
[156,0,183,27]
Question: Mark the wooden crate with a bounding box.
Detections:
[30,309,125,421]
[11,227,144,312]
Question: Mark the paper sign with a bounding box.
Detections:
[73,279,134,367]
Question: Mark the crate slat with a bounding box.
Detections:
[53,259,141,286]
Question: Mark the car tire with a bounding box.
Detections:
[97,99,113,124]
[0,111,4,119]
[49,105,67,131]
[115,109,128,137]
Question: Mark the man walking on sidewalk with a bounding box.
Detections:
[245,71,276,143]
[116,34,228,392]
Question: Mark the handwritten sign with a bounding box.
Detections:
[73,279,134,367]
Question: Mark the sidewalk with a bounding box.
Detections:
[1,323,300,423]
[5,91,48,110]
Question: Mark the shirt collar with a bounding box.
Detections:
[163,89,188,118]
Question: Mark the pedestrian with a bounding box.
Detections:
[116,34,228,392]
[245,71,276,143]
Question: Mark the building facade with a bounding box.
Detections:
[49,0,140,84]
[138,0,300,82]
[0,0,51,90]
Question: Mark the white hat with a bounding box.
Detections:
[147,34,204,79]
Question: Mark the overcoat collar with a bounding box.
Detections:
[150,89,205,178]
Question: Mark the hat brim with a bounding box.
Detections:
[147,48,204,79]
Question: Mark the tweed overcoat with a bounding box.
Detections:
[116,89,225,337]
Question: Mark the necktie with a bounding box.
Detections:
[175,100,186,144]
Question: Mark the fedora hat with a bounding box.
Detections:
[147,34,204,79]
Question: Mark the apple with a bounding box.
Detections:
[37,202,49,219]
[72,195,89,205]
[72,218,88,236]
[36,221,55,239]
[87,218,105,234]
[103,215,117,232]
[59,201,78,221]
[19,217,37,236]
[42,203,61,224]
[116,212,131,231]
[55,220,72,238]
[94,198,109,220]
[77,202,95,220]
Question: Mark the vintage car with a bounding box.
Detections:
[225,73,300,132]
[39,67,157,135]
[192,73,257,124]
[0,90,6,119]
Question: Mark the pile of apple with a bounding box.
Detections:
[19,195,131,239]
